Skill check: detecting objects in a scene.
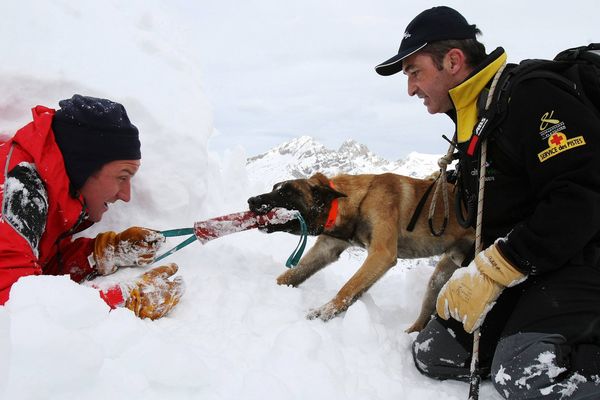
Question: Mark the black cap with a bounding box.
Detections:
[375,6,478,76]
[52,94,141,190]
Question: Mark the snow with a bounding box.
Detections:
[516,351,567,389]
[0,2,542,400]
[540,373,587,398]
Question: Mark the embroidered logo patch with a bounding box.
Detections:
[537,132,586,162]
[538,110,566,141]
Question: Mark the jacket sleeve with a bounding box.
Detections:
[0,161,48,305]
[1,226,98,305]
[0,160,96,304]
[44,236,96,282]
[497,78,600,275]
[0,224,43,305]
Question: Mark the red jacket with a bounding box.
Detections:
[0,106,97,305]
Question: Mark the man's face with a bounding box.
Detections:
[402,52,456,114]
[79,159,141,222]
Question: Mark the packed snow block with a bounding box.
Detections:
[342,297,383,346]
[240,370,294,400]
[268,323,341,399]
[5,276,106,395]
[7,275,109,328]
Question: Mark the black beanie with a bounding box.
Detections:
[52,94,141,191]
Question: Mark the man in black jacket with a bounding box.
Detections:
[376,6,600,399]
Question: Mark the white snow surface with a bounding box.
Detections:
[0,2,507,399]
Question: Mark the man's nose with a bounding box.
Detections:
[117,181,132,202]
[407,79,418,97]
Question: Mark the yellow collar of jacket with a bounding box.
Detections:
[449,50,507,143]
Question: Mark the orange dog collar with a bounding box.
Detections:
[324,181,338,230]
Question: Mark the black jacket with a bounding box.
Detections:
[454,49,600,275]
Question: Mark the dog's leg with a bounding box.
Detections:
[307,226,398,321]
[405,253,461,333]
[277,235,350,287]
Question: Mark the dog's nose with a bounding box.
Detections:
[248,196,272,214]
[248,196,263,211]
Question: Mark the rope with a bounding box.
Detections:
[468,135,487,400]
[468,61,507,400]
[154,231,197,263]
[285,212,308,267]
[161,228,195,237]
[427,138,456,236]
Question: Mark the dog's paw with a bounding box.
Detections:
[276,272,291,286]
[276,270,301,287]
[405,322,424,333]
[306,302,339,321]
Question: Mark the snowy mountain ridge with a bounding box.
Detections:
[247,135,445,186]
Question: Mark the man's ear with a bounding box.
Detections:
[445,48,467,74]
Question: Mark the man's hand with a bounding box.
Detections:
[122,263,185,320]
[94,227,165,275]
[100,263,185,320]
[436,244,526,333]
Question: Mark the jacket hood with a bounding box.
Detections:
[10,106,87,228]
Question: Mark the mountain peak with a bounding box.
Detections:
[278,136,323,154]
[247,136,443,186]
[338,139,369,157]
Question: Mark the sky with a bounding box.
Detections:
[0,2,598,399]
[172,0,598,160]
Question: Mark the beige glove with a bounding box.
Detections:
[121,263,185,320]
[436,244,526,333]
[93,227,165,275]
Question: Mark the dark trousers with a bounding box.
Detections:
[412,265,600,399]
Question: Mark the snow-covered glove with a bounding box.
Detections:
[436,244,526,333]
[93,227,165,275]
[100,263,185,320]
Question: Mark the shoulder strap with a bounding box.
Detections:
[555,43,600,62]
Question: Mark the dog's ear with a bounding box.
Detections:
[271,180,285,191]
[309,172,329,186]
[312,184,347,201]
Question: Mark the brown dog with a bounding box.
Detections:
[248,172,473,332]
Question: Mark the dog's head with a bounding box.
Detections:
[248,173,347,235]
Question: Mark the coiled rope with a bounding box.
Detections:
[428,140,457,236]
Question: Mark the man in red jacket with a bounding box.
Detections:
[0,94,184,320]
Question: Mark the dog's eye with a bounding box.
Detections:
[278,187,293,196]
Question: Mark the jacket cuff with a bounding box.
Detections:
[496,239,532,275]
[99,285,125,309]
